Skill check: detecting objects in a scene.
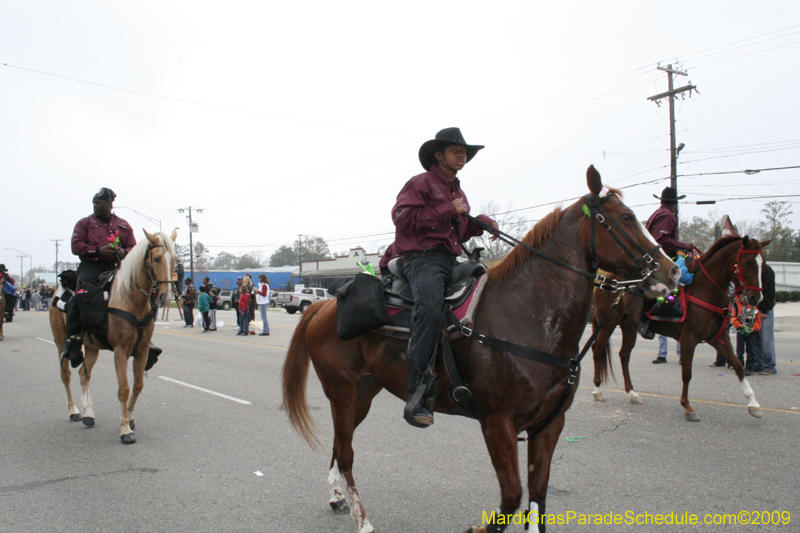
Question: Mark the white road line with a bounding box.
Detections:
[159,376,252,405]
[36,337,55,345]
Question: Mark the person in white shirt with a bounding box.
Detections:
[255,274,271,336]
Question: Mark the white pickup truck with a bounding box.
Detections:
[280,287,333,314]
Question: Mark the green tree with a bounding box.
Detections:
[679,215,715,252]
[758,201,795,262]
[211,252,237,270]
[236,253,264,269]
[465,201,528,261]
[269,236,331,267]
[269,245,298,267]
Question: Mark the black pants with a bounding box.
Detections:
[183,304,194,326]
[65,261,117,338]
[403,250,457,375]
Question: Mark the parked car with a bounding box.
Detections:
[269,290,279,308]
[281,287,333,314]
[216,289,234,310]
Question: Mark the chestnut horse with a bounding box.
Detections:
[590,235,770,422]
[282,166,679,533]
[49,229,176,443]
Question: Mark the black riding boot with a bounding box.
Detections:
[145,342,162,371]
[61,335,84,368]
[637,299,656,340]
[404,367,438,428]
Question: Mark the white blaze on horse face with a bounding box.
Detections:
[754,254,764,305]
[637,219,660,249]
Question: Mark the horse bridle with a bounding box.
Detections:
[134,238,174,297]
[693,241,763,298]
[733,246,763,294]
[465,190,662,293]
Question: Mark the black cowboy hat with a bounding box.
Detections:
[418,127,484,171]
[0,264,8,273]
[653,186,686,202]
[93,187,116,202]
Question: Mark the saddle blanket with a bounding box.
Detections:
[378,275,488,339]
[646,286,687,323]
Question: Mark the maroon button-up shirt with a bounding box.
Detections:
[391,165,495,257]
[71,213,137,262]
[645,205,689,258]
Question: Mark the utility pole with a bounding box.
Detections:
[177,206,203,281]
[647,64,696,233]
[51,239,62,273]
[297,234,303,284]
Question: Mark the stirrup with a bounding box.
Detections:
[145,343,162,371]
[61,335,84,368]
[637,319,655,340]
[403,373,438,428]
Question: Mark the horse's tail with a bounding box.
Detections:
[592,292,615,385]
[281,304,322,451]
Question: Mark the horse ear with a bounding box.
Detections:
[143,229,158,244]
[586,165,602,195]
[760,238,773,248]
[170,228,178,242]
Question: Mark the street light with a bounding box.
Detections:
[4,248,31,286]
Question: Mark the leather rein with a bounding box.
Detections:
[450,192,663,436]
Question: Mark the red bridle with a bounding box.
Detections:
[732,246,763,294]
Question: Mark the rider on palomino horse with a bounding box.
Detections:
[387,127,498,428]
[61,188,162,368]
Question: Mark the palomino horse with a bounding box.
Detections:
[590,235,770,422]
[49,229,176,443]
[282,166,680,533]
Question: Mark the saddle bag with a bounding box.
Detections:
[335,273,390,341]
[76,271,115,329]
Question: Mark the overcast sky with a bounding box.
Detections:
[2,1,799,276]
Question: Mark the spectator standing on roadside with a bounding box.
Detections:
[182,277,196,328]
[238,285,251,336]
[232,277,243,334]
[759,263,777,375]
[732,294,763,375]
[197,285,211,332]
[256,274,271,336]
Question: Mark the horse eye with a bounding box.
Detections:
[621,213,634,222]
[154,257,161,263]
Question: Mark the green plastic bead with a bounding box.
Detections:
[657,297,666,304]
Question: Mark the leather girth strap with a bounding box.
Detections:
[107,307,154,356]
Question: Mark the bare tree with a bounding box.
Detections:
[465,201,528,262]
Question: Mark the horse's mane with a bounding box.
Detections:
[695,236,742,268]
[487,187,623,283]
[488,207,565,283]
[113,232,175,298]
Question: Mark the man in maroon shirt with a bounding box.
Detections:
[62,188,137,367]
[390,127,497,428]
[640,187,694,352]
[645,187,693,259]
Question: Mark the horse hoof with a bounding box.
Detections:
[329,499,350,514]
[685,412,700,422]
[120,433,136,445]
[82,417,95,427]
[748,406,763,418]
[69,413,82,422]
[629,393,643,405]
[592,391,604,402]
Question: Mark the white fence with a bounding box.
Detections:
[770,262,800,291]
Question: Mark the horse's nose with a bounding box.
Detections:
[157,293,168,307]
[669,264,681,282]
[748,292,762,306]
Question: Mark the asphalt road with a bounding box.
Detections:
[1,305,798,533]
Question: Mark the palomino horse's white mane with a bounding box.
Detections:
[112,232,175,299]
